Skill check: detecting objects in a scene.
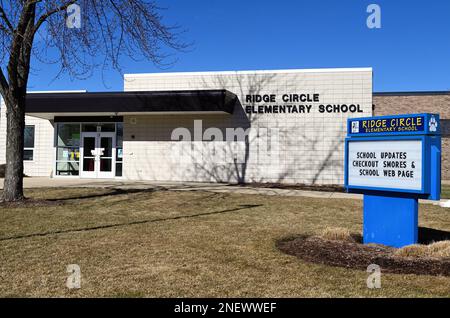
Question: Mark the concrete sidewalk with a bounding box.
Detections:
[0,177,448,205]
[0,177,359,199]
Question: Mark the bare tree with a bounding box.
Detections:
[0,1,187,201]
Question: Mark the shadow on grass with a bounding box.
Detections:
[0,187,168,207]
[419,227,450,244]
[0,204,262,242]
[45,187,167,202]
[350,227,450,244]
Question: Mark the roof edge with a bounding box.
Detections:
[124,67,373,78]
[25,89,233,98]
[374,91,450,96]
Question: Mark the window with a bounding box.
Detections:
[56,123,80,175]
[24,125,35,161]
[115,123,123,177]
[58,123,80,147]
[81,123,115,132]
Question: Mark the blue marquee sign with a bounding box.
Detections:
[344,113,441,247]
[347,113,440,137]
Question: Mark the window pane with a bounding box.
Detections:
[116,123,123,147]
[101,124,115,132]
[100,159,112,172]
[116,148,123,162]
[81,124,97,132]
[24,126,35,148]
[83,158,95,171]
[23,149,33,161]
[56,162,79,176]
[100,137,113,157]
[83,137,95,157]
[57,147,80,161]
[115,163,122,177]
[58,124,80,147]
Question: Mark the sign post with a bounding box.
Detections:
[344,113,441,247]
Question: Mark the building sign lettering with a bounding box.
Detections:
[244,94,363,114]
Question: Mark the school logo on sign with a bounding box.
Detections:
[351,121,360,133]
[429,116,438,132]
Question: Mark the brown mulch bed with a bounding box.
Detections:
[277,235,450,276]
[236,182,345,193]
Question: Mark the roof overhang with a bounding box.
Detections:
[25,90,237,120]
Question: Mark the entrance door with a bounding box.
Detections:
[80,132,116,178]
[97,132,115,178]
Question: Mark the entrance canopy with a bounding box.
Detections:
[25,90,237,120]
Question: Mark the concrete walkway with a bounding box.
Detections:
[0,177,448,206]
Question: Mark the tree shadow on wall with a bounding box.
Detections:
[170,73,346,186]
[172,73,276,184]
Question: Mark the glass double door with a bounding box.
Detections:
[80,132,116,178]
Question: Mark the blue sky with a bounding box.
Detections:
[27,0,450,92]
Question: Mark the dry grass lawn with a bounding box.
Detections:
[394,241,450,259]
[316,227,355,243]
[0,187,449,297]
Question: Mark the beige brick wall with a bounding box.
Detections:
[124,68,373,184]
[0,100,54,177]
[373,93,450,180]
[123,114,247,182]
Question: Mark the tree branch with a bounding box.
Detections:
[0,5,14,33]
[0,66,9,95]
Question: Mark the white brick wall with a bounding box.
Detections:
[123,68,373,185]
[0,99,54,177]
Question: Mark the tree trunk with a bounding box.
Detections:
[2,97,25,202]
